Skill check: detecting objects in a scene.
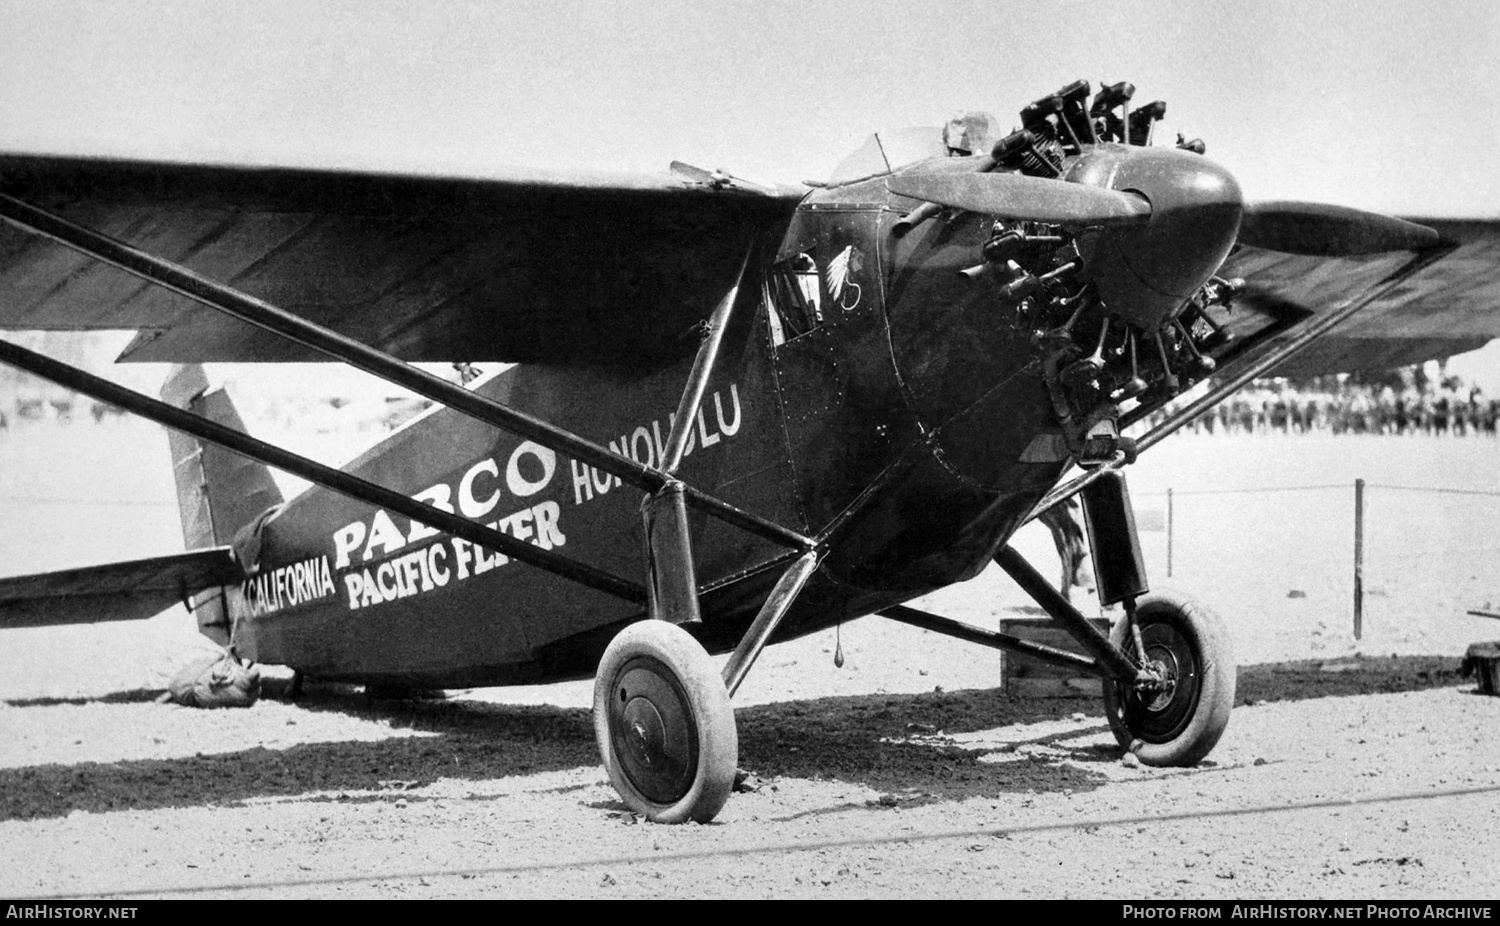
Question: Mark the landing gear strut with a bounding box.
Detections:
[1078,470,1234,764]
[593,620,738,823]
[1105,590,1235,765]
[591,550,818,822]
[991,469,1234,766]
[589,257,819,823]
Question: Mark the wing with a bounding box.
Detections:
[0,548,240,629]
[1219,219,1500,378]
[0,154,807,366]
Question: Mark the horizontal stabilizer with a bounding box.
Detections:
[0,548,241,629]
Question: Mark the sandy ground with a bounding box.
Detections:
[1,419,1498,899]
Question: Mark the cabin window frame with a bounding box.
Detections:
[762,208,881,351]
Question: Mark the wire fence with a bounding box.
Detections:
[1129,480,1500,649]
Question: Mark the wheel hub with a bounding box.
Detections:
[622,698,665,767]
[607,657,699,804]
[1120,621,1201,744]
[1136,651,1180,711]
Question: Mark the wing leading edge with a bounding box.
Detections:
[0,154,807,367]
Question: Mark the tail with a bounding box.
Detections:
[160,365,283,646]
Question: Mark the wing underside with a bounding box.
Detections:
[1218,219,1500,379]
[0,152,1493,377]
[0,155,805,367]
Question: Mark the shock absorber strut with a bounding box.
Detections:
[1079,470,1149,608]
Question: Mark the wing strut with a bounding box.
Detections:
[1025,244,1456,522]
[643,251,753,626]
[0,337,648,604]
[0,192,813,556]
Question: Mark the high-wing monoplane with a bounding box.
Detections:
[1,80,1495,822]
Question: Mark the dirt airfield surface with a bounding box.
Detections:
[2,423,1499,899]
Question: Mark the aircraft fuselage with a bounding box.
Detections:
[233,178,1071,687]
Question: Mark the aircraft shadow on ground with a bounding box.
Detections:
[0,656,1467,822]
[4,688,169,707]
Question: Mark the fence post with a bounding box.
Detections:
[1354,478,1365,640]
[1166,487,1174,578]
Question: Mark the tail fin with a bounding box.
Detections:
[160,365,283,550]
[160,365,283,647]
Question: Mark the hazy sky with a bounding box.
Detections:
[2,0,1496,216]
[1,0,1498,383]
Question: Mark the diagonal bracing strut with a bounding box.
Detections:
[0,337,649,604]
[1024,245,1456,523]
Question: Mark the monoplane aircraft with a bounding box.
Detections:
[0,80,1495,823]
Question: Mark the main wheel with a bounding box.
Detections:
[592,620,738,823]
[1102,589,1235,766]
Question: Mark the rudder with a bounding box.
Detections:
[160,364,283,646]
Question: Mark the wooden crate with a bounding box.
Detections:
[1462,641,1500,696]
[999,617,1112,698]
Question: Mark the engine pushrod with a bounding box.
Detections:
[0,193,813,555]
[0,338,648,604]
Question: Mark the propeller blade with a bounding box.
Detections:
[887,172,1152,227]
[1239,201,1440,256]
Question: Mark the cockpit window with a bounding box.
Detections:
[763,209,881,349]
[765,244,875,347]
[765,253,825,346]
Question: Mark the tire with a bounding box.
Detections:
[1102,589,1235,766]
[592,620,738,823]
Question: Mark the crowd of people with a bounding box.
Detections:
[1,337,1496,441]
[1145,370,1500,437]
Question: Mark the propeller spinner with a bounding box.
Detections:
[1066,145,1246,329]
